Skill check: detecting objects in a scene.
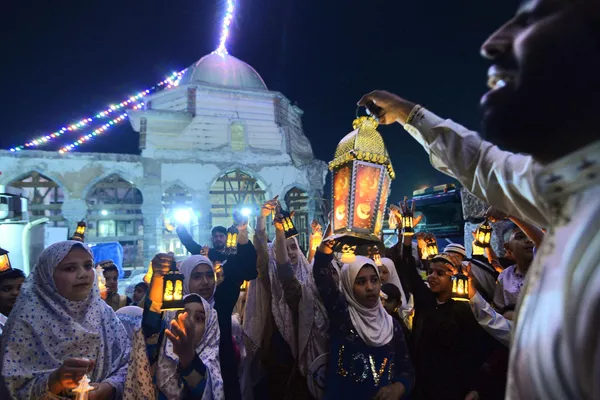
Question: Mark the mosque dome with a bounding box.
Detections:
[179,53,268,91]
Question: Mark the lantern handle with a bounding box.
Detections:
[356,101,384,121]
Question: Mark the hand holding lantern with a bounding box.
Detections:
[273,203,299,239]
[260,196,279,218]
[474,219,493,248]
[160,254,184,311]
[310,220,323,251]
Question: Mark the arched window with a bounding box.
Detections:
[86,174,144,268]
[285,187,310,251]
[162,184,193,256]
[8,171,66,226]
[209,170,266,229]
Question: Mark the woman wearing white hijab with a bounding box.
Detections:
[312,244,414,400]
[124,293,224,399]
[0,240,130,399]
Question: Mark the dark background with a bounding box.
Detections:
[0,0,517,203]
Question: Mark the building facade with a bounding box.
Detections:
[0,53,328,271]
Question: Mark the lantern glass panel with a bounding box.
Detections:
[352,163,382,231]
[472,242,485,256]
[374,173,390,236]
[333,166,352,232]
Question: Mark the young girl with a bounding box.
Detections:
[124,292,223,399]
[313,246,414,399]
[0,240,130,399]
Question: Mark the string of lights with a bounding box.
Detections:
[9,0,234,153]
[9,70,185,152]
[213,0,235,56]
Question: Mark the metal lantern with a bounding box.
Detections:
[280,209,299,239]
[226,225,238,255]
[388,210,398,230]
[474,219,493,248]
[0,247,12,273]
[471,241,485,256]
[451,265,470,302]
[71,220,87,242]
[426,238,439,259]
[367,245,382,267]
[162,258,185,311]
[326,115,395,255]
[401,213,414,236]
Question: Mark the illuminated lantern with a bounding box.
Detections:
[280,209,299,239]
[338,244,357,264]
[401,213,414,236]
[226,225,239,255]
[326,114,395,256]
[240,281,249,291]
[214,261,224,285]
[426,237,439,259]
[451,265,470,302]
[474,219,493,248]
[0,247,12,273]
[161,257,184,311]
[367,245,382,266]
[388,209,398,231]
[143,262,153,284]
[471,241,485,256]
[71,220,87,242]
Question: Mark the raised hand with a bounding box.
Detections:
[151,253,174,277]
[485,206,508,223]
[357,90,416,125]
[48,358,95,394]
[165,312,202,369]
[260,196,279,218]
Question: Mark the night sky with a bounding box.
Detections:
[0,0,517,203]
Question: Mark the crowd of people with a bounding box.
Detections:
[1,0,599,398]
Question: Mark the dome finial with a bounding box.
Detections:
[213,0,236,57]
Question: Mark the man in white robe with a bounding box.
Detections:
[358,0,600,398]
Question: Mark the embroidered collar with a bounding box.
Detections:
[536,140,600,202]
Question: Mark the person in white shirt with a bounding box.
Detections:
[358,1,600,398]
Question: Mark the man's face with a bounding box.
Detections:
[0,277,25,316]
[480,0,600,163]
[506,229,535,264]
[212,232,226,251]
[104,270,119,294]
[427,262,453,295]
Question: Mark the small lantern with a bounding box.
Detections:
[474,219,493,248]
[401,212,414,236]
[73,374,93,400]
[426,239,439,259]
[326,114,395,254]
[240,281,249,291]
[0,247,12,273]
[388,209,398,231]
[162,257,184,311]
[471,241,485,256]
[226,225,238,255]
[71,220,87,242]
[95,264,107,297]
[214,260,225,285]
[451,265,470,302]
[280,209,299,239]
[143,262,153,284]
[367,245,382,266]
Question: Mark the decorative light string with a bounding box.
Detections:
[213,0,235,56]
[9,70,185,152]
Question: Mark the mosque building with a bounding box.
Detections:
[0,52,328,272]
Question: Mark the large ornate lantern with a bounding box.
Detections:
[226,225,239,255]
[71,220,87,242]
[161,256,185,311]
[0,247,12,273]
[326,114,395,255]
[474,219,493,248]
